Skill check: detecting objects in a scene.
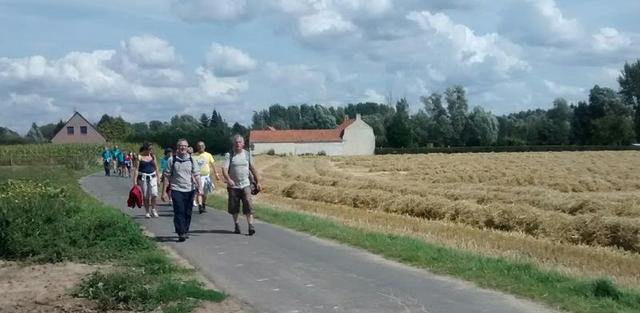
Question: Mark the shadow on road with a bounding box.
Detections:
[190,229,236,234]
[154,236,180,242]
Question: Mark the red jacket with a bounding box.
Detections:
[127,185,143,208]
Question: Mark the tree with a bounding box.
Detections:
[546,98,571,144]
[0,127,24,144]
[39,120,64,140]
[97,114,132,141]
[588,85,635,145]
[26,123,46,143]
[199,113,210,128]
[571,101,590,144]
[149,120,165,132]
[421,93,452,147]
[618,60,640,141]
[445,86,469,145]
[386,98,413,148]
[464,107,498,146]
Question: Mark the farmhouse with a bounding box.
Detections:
[250,114,375,156]
[51,112,106,144]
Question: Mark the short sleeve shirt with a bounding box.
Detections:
[224,150,253,189]
[163,154,199,192]
[193,151,215,176]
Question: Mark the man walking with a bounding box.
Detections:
[223,134,261,235]
[193,141,220,214]
[101,146,112,176]
[161,139,201,242]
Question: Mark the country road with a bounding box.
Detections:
[80,173,558,313]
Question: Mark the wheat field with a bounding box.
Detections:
[251,151,640,289]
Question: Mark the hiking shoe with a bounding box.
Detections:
[178,235,186,242]
[234,223,241,234]
[248,224,255,236]
[145,213,151,218]
[152,209,159,218]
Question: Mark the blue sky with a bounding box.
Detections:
[1,0,639,133]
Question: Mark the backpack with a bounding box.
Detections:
[170,154,194,177]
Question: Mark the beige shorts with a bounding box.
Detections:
[138,173,158,199]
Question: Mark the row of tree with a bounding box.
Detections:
[3,60,639,150]
[250,60,640,148]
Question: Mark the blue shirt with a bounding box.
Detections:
[101,150,112,161]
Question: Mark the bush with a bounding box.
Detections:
[0,180,150,262]
[266,148,276,155]
[317,151,327,156]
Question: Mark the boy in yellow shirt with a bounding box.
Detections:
[193,141,220,213]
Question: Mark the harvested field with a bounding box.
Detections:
[253,151,640,288]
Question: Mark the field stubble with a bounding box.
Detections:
[254,151,640,289]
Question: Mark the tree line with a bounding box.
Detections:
[2,60,639,150]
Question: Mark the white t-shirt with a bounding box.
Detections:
[224,150,253,189]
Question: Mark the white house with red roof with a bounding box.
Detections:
[250,114,375,156]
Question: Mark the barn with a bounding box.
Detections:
[250,114,375,156]
[51,112,107,144]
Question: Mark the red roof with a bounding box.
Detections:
[251,118,355,143]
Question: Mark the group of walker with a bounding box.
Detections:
[128,135,261,242]
[101,144,134,178]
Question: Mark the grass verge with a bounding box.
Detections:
[0,166,225,312]
[209,194,640,313]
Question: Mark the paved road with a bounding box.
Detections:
[81,173,558,313]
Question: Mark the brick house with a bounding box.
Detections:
[250,114,375,156]
[51,112,107,144]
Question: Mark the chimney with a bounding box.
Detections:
[356,113,361,120]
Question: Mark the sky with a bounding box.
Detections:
[1,0,639,133]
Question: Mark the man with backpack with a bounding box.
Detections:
[223,134,261,236]
[161,139,201,242]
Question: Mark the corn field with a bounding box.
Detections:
[0,143,140,169]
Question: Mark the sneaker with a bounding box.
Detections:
[198,204,206,214]
[152,209,159,218]
[234,223,241,234]
[145,213,151,218]
[248,224,256,236]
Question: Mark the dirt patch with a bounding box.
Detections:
[0,261,107,313]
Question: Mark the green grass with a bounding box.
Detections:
[0,165,225,312]
[209,195,640,313]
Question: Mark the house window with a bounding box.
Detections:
[67,126,74,135]
[80,126,88,134]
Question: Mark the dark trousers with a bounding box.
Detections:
[171,190,195,236]
[103,161,110,176]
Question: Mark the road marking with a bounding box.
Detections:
[256,278,269,282]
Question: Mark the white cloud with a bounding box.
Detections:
[592,27,632,52]
[406,11,529,75]
[500,0,583,47]
[543,80,586,97]
[263,62,329,102]
[298,11,357,39]
[120,35,180,68]
[0,36,251,132]
[361,89,386,103]
[171,0,249,22]
[205,43,257,77]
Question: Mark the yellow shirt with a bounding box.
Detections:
[193,151,215,176]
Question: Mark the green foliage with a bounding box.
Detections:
[464,107,498,146]
[76,271,224,311]
[618,59,640,141]
[26,122,46,143]
[445,86,469,146]
[97,114,132,141]
[0,143,138,168]
[0,179,150,262]
[0,157,225,312]
[0,126,24,144]
[386,98,413,148]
